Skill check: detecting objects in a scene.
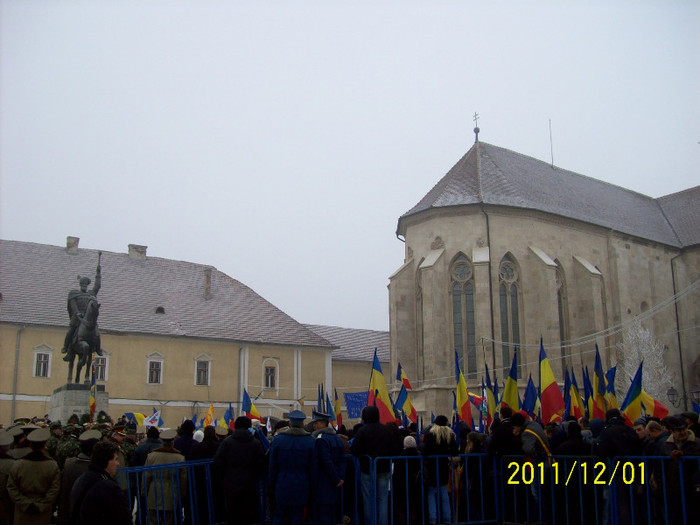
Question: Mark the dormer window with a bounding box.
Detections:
[155,306,165,314]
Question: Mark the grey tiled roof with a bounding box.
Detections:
[398,142,691,248]
[0,239,334,349]
[657,186,700,248]
[304,324,389,362]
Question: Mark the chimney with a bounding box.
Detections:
[128,244,147,260]
[66,236,80,254]
[204,267,212,300]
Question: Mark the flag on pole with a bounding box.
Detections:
[501,350,520,410]
[605,366,618,409]
[522,374,540,420]
[242,389,265,422]
[203,402,215,427]
[620,362,644,425]
[582,366,593,418]
[539,339,565,423]
[455,351,472,424]
[396,362,413,390]
[89,362,96,421]
[325,391,337,425]
[563,368,573,420]
[640,389,669,420]
[484,364,497,426]
[224,403,235,430]
[395,384,418,424]
[592,345,607,419]
[124,412,146,426]
[334,388,343,428]
[367,348,395,424]
[570,368,586,420]
[144,409,162,427]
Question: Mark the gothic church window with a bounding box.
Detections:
[499,254,522,378]
[556,261,571,377]
[451,254,477,380]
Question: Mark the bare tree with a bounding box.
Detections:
[615,317,675,403]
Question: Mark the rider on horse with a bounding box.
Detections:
[62,258,104,361]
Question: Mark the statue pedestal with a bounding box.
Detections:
[49,383,109,423]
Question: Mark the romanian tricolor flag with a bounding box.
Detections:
[396,362,413,390]
[455,351,472,423]
[501,350,520,410]
[605,366,619,409]
[89,362,96,421]
[326,391,337,425]
[334,388,343,428]
[569,368,586,420]
[620,362,644,425]
[242,389,265,422]
[640,389,669,420]
[395,385,418,424]
[582,366,594,418]
[367,349,395,424]
[539,339,565,423]
[484,364,497,426]
[203,402,215,427]
[592,345,607,419]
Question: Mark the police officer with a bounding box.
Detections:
[6,427,61,525]
[310,411,346,525]
[268,410,315,525]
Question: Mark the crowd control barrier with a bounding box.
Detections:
[117,454,698,525]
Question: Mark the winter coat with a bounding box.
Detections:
[312,426,346,504]
[144,446,186,511]
[519,420,551,460]
[70,463,132,525]
[57,454,90,525]
[213,428,265,495]
[422,425,458,486]
[351,406,395,474]
[6,450,60,525]
[0,452,16,525]
[593,417,641,458]
[131,437,162,466]
[268,426,315,506]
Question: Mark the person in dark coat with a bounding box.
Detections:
[131,426,162,467]
[593,409,641,525]
[268,410,316,525]
[392,435,421,525]
[486,407,521,459]
[213,416,266,525]
[189,425,224,525]
[57,429,101,525]
[310,412,346,525]
[351,405,398,525]
[660,415,700,525]
[70,440,131,525]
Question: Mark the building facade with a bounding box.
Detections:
[0,238,388,426]
[389,140,700,418]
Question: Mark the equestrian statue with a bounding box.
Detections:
[62,252,104,383]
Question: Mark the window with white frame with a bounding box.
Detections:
[263,358,279,391]
[147,352,164,385]
[33,344,53,378]
[194,354,212,386]
[94,355,108,381]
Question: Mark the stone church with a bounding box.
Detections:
[389,138,699,418]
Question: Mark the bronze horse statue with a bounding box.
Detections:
[66,296,102,383]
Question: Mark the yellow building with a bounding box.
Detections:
[0,238,388,426]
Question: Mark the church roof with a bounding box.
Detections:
[397,141,692,248]
[304,323,390,362]
[657,186,700,248]
[0,239,335,349]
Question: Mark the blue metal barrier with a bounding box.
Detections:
[117,454,697,525]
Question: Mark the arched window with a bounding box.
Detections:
[556,261,571,377]
[451,254,477,380]
[499,254,522,378]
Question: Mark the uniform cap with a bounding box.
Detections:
[0,431,14,447]
[311,411,331,423]
[287,410,306,422]
[215,426,229,437]
[79,429,102,442]
[160,429,177,440]
[27,427,50,443]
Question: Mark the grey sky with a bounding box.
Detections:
[2,0,698,332]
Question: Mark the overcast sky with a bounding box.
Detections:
[2,0,698,332]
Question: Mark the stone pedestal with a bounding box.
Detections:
[49,383,109,423]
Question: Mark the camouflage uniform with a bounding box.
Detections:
[55,429,80,471]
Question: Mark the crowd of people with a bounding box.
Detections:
[0,405,698,525]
